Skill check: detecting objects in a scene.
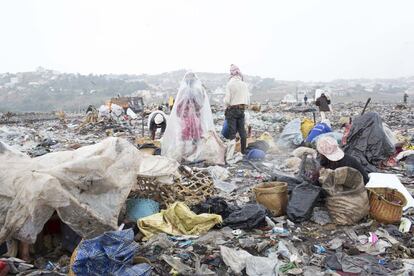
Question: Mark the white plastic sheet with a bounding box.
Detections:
[161,72,215,162]
[0,137,179,243]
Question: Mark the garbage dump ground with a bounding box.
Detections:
[0,101,414,276]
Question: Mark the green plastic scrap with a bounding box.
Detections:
[279,262,297,273]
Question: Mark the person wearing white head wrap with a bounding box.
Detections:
[161,71,214,161]
[224,64,250,153]
[148,106,167,140]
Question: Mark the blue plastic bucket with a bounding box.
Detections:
[126,198,159,221]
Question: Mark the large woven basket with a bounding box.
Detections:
[253,182,288,216]
[368,188,407,224]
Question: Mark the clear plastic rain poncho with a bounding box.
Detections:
[161,72,215,161]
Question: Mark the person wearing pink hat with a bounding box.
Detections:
[316,136,369,184]
[224,64,250,154]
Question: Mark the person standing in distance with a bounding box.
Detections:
[224,64,250,154]
[315,92,331,121]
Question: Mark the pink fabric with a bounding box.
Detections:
[181,116,202,141]
[176,97,203,141]
[230,64,243,80]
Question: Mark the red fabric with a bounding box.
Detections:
[0,261,6,270]
[181,116,202,141]
[177,97,203,141]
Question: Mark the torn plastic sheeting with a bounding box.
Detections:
[356,239,391,255]
[220,246,252,274]
[214,180,238,193]
[207,165,230,181]
[0,138,179,244]
[277,240,301,263]
[343,112,395,173]
[136,155,180,179]
[185,131,226,165]
[138,202,222,240]
[71,229,152,276]
[366,173,414,211]
[245,254,279,276]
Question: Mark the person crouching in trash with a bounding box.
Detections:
[224,64,250,154]
[148,107,167,140]
[316,136,369,184]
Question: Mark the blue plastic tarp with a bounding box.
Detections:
[305,123,332,143]
[71,229,152,276]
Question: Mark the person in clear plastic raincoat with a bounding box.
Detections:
[161,72,214,161]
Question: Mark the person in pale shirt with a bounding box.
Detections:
[224,64,250,154]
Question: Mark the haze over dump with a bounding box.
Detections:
[1,0,414,81]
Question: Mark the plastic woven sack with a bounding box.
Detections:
[319,167,369,225]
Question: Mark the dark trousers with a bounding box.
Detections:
[225,107,247,154]
[149,121,166,140]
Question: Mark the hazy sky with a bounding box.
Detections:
[1,0,413,81]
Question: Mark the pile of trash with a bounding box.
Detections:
[0,102,413,275]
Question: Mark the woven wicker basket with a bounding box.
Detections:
[368,188,407,224]
[134,169,215,208]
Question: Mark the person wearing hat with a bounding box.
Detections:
[316,136,369,184]
[148,107,167,140]
[224,64,250,154]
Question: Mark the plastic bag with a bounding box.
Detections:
[138,202,222,240]
[298,155,320,184]
[277,119,303,148]
[192,197,239,220]
[223,204,266,229]
[70,229,152,276]
[286,182,321,223]
[301,118,315,139]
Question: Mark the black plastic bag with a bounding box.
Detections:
[298,155,320,184]
[286,182,321,223]
[191,197,238,219]
[223,204,266,229]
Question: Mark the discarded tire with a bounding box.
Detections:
[368,188,407,224]
[253,182,288,216]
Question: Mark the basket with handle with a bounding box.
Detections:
[368,187,407,224]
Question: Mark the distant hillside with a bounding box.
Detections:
[0,67,412,112]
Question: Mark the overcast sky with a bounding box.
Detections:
[0,0,413,81]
